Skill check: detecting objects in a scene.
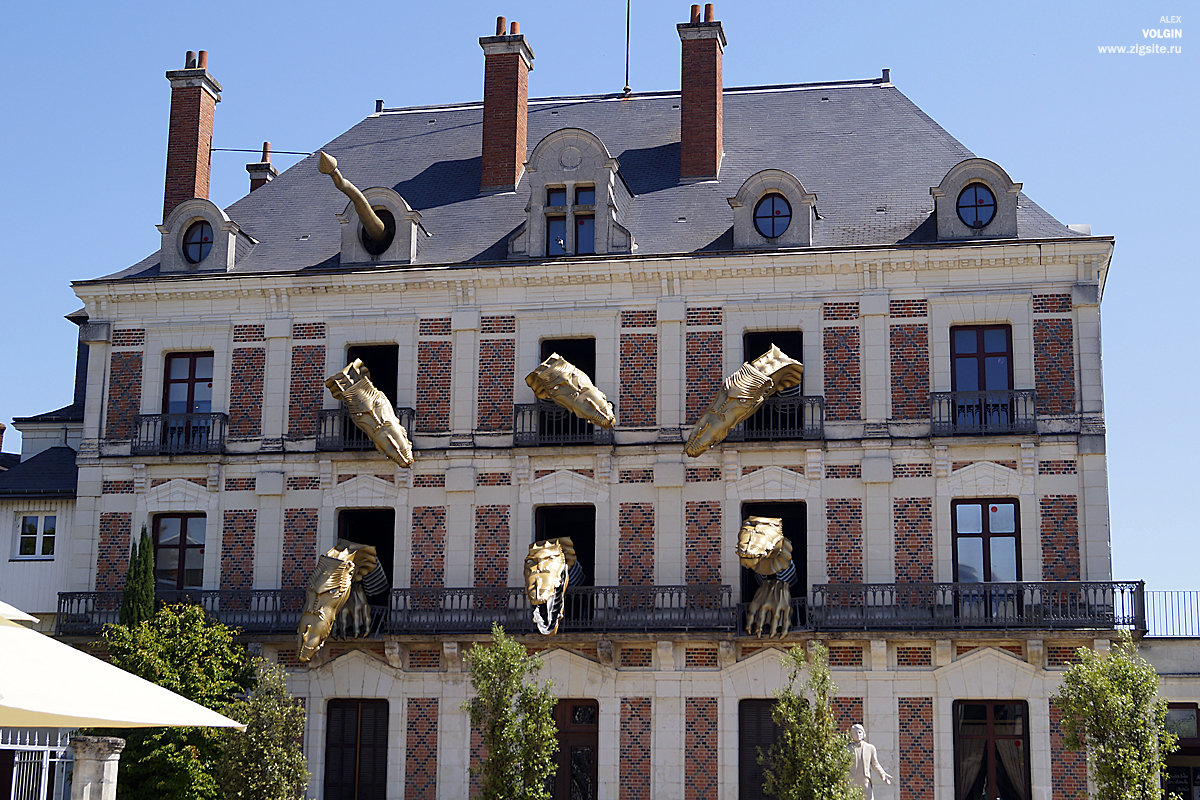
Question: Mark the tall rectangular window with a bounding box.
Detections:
[953,701,1030,800]
[952,500,1019,583]
[153,513,205,591]
[324,699,389,800]
[951,325,1012,392]
[337,509,395,604]
[534,505,595,589]
[346,344,399,408]
[13,514,56,559]
[163,352,214,414]
[738,502,805,605]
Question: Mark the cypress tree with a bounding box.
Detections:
[119,526,155,626]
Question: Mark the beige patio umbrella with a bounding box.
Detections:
[0,615,244,729]
[0,599,38,622]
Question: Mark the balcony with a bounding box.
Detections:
[514,402,614,447]
[317,407,416,452]
[131,413,228,455]
[729,395,825,442]
[809,581,1145,631]
[930,390,1036,436]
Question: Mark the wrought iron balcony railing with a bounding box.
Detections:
[514,402,615,447]
[930,389,1036,436]
[316,407,416,452]
[727,395,826,442]
[809,581,1145,631]
[57,585,735,637]
[131,413,228,455]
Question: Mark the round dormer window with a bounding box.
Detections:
[182,221,214,263]
[956,184,996,229]
[753,194,792,238]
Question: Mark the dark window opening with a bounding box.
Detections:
[153,513,206,591]
[535,338,598,443]
[551,699,599,800]
[337,509,395,603]
[574,186,595,206]
[739,699,780,800]
[739,502,805,605]
[547,187,567,207]
[359,207,396,256]
[953,700,1030,800]
[324,699,389,800]
[346,344,399,409]
[541,338,596,382]
[534,505,595,589]
[744,331,803,396]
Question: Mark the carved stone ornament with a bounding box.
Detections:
[297,539,382,662]
[525,353,616,429]
[523,537,577,635]
[737,516,796,638]
[325,358,414,467]
[684,344,803,457]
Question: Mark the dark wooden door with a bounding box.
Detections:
[552,699,599,800]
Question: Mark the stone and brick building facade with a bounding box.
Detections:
[5,6,1188,800]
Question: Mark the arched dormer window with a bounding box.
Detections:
[727,169,817,248]
[508,128,634,259]
[336,187,424,264]
[157,198,256,274]
[931,158,1021,240]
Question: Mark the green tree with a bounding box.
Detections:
[118,527,155,627]
[216,659,309,800]
[762,642,862,800]
[462,623,558,800]
[100,603,254,800]
[1052,630,1179,800]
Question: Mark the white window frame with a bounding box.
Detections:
[12,513,57,560]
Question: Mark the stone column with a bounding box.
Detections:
[70,736,125,800]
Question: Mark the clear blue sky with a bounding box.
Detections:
[0,2,1194,588]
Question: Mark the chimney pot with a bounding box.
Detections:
[262,141,271,162]
[496,16,506,35]
[375,99,385,113]
[510,20,519,34]
[704,3,715,22]
[882,68,891,83]
[690,4,701,22]
[197,50,208,70]
[246,141,279,192]
[185,50,197,69]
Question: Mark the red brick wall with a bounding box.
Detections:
[416,331,452,433]
[405,698,438,800]
[685,697,718,800]
[102,480,135,494]
[224,477,256,491]
[620,697,651,800]
[889,299,928,318]
[1039,459,1078,475]
[229,347,265,436]
[163,82,216,220]
[619,313,657,426]
[480,51,528,191]
[686,467,721,482]
[411,507,446,588]
[1035,319,1076,414]
[476,472,512,486]
[825,464,861,479]
[890,324,929,419]
[619,469,654,483]
[685,329,723,425]
[897,646,933,667]
[894,497,933,582]
[281,509,318,590]
[685,501,720,585]
[679,34,722,179]
[898,697,933,800]
[288,344,324,438]
[618,503,654,585]
[832,696,863,731]
[474,505,509,588]
[96,512,132,591]
[105,352,143,438]
[1033,293,1071,314]
[285,476,319,491]
[111,328,146,348]
[233,324,265,343]
[469,724,484,798]
[826,499,863,582]
[823,327,861,421]
[829,645,864,667]
[823,302,859,322]
[1050,702,1087,799]
[893,462,933,478]
[620,648,653,668]
[1040,495,1081,580]
[685,647,718,668]
[477,325,515,432]
[220,510,256,591]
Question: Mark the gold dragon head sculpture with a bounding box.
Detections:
[297,541,380,662]
[523,537,577,635]
[736,516,793,575]
[525,353,616,429]
[326,359,414,467]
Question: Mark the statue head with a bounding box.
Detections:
[850,724,866,742]
[525,354,616,429]
[524,538,572,635]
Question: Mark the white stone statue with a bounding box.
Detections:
[848,724,892,799]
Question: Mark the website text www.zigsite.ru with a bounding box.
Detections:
[1098,19,1183,55]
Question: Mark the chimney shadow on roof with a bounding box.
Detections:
[393,156,482,210]
[616,142,681,195]
[896,213,937,244]
[698,226,734,252]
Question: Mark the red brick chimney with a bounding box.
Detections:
[678,4,726,181]
[245,141,278,192]
[0,421,5,452]
[163,50,222,220]
[479,17,534,193]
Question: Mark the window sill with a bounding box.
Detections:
[10,556,55,562]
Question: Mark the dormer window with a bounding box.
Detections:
[544,184,596,256]
[932,159,1021,240]
[157,198,253,274]
[956,184,996,229]
[753,194,792,239]
[183,221,214,263]
[728,170,816,248]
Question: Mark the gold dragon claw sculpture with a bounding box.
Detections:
[326,358,414,467]
[523,537,578,635]
[318,150,387,243]
[684,344,803,457]
[737,516,797,638]
[525,353,616,429]
[297,540,382,662]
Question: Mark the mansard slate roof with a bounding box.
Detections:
[0,447,78,497]
[96,78,1080,282]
